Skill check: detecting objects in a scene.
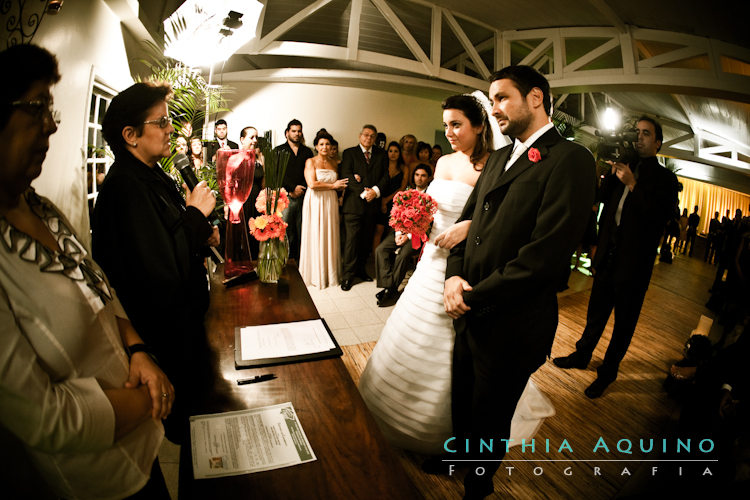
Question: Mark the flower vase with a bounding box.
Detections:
[257,237,289,284]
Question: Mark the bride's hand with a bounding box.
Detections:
[434,220,471,249]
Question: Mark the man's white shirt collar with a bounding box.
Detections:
[505,122,554,171]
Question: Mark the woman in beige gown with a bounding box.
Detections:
[299,131,348,288]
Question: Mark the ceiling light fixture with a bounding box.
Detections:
[163,0,262,68]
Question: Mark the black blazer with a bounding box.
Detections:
[593,155,678,284]
[207,139,239,162]
[91,151,213,360]
[340,145,388,215]
[447,127,596,361]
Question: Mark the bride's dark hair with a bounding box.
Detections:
[441,94,493,170]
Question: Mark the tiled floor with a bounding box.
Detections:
[305,278,397,346]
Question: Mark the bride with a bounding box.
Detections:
[358,93,554,456]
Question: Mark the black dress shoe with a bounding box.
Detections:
[341,279,353,291]
[377,289,400,307]
[356,272,373,282]
[584,377,612,399]
[375,289,387,301]
[553,352,590,369]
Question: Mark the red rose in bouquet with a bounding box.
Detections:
[389,189,438,249]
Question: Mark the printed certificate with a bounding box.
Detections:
[190,402,316,479]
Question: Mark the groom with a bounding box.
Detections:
[444,65,596,498]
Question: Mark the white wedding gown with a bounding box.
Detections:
[358,178,555,455]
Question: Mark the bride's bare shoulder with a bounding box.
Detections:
[434,152,463,180]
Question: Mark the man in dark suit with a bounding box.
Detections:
[206,119,239,161]
[275,119,313,263]
[554,116,679,399]
[445,65,596,499]
[340,124,388,291]
[705,211,721,263]
[686,205,700,256]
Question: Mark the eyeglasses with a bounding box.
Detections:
[11,99,61,125]
[143,116,173,128]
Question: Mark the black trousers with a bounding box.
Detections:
[575,270,649,381]
[342,210,376,280]
[374,231,416,289]
[283,196,304,262]
[451,315,550,481]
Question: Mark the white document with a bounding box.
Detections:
[239,319,336,362]
[190,402,316,479]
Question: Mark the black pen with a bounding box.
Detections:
[237,374,276,385]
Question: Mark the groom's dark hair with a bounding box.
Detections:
[490,65,551,117]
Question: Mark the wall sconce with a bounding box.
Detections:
[47,0,63,15]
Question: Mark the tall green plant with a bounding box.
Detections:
[258,138,290,214]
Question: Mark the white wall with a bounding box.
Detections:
[32,0,134,239]
[217,81,445,151]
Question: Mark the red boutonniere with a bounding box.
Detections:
[528,147,541,163]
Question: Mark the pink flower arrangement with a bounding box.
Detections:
[527,147,541,163]
[255,187,289,216]
[389,189,438,249]
[248,213,288,242]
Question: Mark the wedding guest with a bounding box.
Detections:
[374,163,432,307]
[372,141,408,257]
[175,134,188,155]
[189,135,204,170]
[340,125,389,290]
[431,144,443,168]
[416,141,432,165]
[299,131,348,288]
[0,43,172,500]
[276,119,314,263]
[240,125,265,259]
[92,81,220,444]
[399,134,417,167]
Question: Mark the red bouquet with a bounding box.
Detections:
[389,189,438,249]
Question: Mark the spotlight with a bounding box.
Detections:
[602,107,620,131]
[223,11,244,30]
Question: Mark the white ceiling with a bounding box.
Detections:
[142,0,750,188]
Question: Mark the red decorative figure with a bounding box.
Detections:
[216,149,256,279]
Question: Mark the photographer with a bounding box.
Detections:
[554,116,679,398]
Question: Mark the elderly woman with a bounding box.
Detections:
[0,45,172,499]
[91,81,219,445]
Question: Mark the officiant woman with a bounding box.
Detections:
[92,81,220,444]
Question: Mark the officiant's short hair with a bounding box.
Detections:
[490,65,551,117]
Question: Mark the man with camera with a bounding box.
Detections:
[554,116,679,398]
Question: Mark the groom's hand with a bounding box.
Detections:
[444,276,472,319]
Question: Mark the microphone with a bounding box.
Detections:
[174,152,225,263]
[174,153,200,191]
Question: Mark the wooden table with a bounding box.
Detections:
[178,264,420,499]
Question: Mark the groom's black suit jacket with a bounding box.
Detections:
[447,128,596,363]
[446,127,595,454]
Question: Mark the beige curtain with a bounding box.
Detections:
[677,176,750,234]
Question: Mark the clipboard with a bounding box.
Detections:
[234,318,343,369]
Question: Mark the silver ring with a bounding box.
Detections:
[161,393,168,398]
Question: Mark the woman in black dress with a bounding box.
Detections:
[372,141,408,256]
